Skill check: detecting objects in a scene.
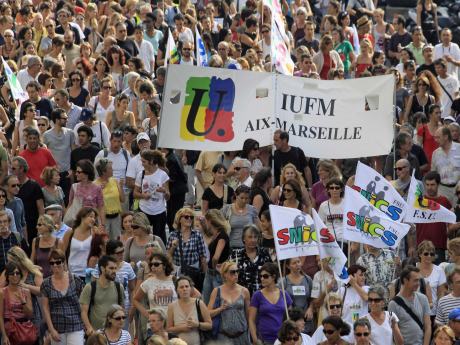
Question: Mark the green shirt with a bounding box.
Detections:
[335,41,353,72]
[405,42,425,65]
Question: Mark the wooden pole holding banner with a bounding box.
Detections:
[276,259,290,320]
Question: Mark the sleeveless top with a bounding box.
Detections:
[34,237,59,278]
[172,300,200,345]
[355,63,372,78]
[421,3,436,30]
[241,31,257,56]
[2,286,29,320]
[68,88,89,108]
[98,177,122,215]
[42,186,65,208]
[219,291,249,343]
[411,94,434,116]
[293,24,305,42]
[68,233,92,277]
[110,111,131,132]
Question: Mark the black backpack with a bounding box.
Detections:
[88,280,123,315]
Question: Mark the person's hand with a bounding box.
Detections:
[85,327,94,337]
[407,247,415,258]
[327,279,336,291]
[49,328,61,342]
[349,275,357,287]
[156,186,166,193]
[142,192,151,200]
[445,55,454,63]
[3,335,10,345]
[220,301,229,312]
[305,308,313,320]
[394,256,401,266]
[171,239,179,248]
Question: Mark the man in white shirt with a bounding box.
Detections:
[434,28,460,79]
[17,56,41,90]
[174,13,193,44]
[218,41,237,68]
[133,25,155,74]
[126,132,151,191]
[435,58,459,119]
[233,157,253,187]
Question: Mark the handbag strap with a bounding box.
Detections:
[439,78,455,103]
[195,298,204,322]
[178,233,186,268]
[393,296,424,330]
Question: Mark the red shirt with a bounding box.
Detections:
[416,195,452,249]
[417,124,439,164]
[19,148,56,186]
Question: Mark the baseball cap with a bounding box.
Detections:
[80,108,94,121]
[423,44,434,52]
[45,204,63,212]
[443,116,456,124]
[449,308,460,320]
[136,132,150,143]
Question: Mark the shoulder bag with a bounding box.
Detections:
[63,184,83,227]
[195,298,212,343]
[392,295,424,330]
[178,233,203,291]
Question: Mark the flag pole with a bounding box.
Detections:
[277,259,290,320]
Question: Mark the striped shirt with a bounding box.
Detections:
[99,329,132,345]
[436,293,460,325]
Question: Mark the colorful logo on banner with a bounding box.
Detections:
[414,182,440,210]
[180,77,235,142]
[345,206,398,247]
[276,213,335,245]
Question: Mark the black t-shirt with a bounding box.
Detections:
[18,179,44,241]
[388,32,412,65]
[20,98,54,120]
[117,38,139,60]
[452,98,460,117]
[416,63,437,76]
[70,145,100,171]
[202,185,234,210]
[411,143,428,168]
[274,146,308,186]
[296,37,320,52]
[207,231,230,269]
[249,186,271,217]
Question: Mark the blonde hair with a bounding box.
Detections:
[324,292,342,309]
[40,166,60,186]
[434,325,455,343]
[205,209,230,234]
[417,240,435,257]
[8,246,42,278]
[280,163,305,185]
[360,38,374,55]
[168,339,188,345]
[147,335,167,345]
[173,207,195,230]
[317,159,342,181]
[220,260,237,281]
[448,238,460,257]
[37,214,56,234]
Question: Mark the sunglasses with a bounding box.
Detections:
[9,271,21,276]
[394,166,407,171]
[37,223,44,226]
[38,123,47,127]
[115,249,124,255]
[329,304,342,309]
[182,48,191,51]
[285,335,300,341]
[76,170,83,174]
[355,332,370,337]
[150,262,163,267]
[71,78,81,82]
[182,215,193,220]
[323,329,337,335]
[10,184,19,187]
[229,269,239,275]
[260,274,272,279]
[0,195,6,199]
[132,225,141,229]
[423,252,435,256]
[328,186,341,190]
[49,260,63,266]
[368,298,383,303]
[234,167,242,171]
[112,316,126,321]
[102,86,112,90]
[283,188,293,193]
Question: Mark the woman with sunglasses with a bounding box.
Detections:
[67,70,90,108]
[276,319,310,345]
[12,101,38,154]
[0,262,34,345]
[41,249,85,345]
[249,262,293,345]
[271,163,312,208]
[88,76,115,123]
[167,208,207,290]
[201,163,234,214]
[101,305,132,345]
[208,261,250,344]
[134,253,176,326]
[30,214,58,278]
[416,240,447,319]
[311,293,349,343]
[317,316,351,345]
[124,212,166,269]
[318,178,345,248]
[280,179,309,213]
[362,286,403,345]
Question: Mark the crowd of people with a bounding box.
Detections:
[0,0,459,345]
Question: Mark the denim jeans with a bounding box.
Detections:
[202,269,222,304]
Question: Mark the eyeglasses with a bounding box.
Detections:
[10,184,19,188]
[115,249,124,255]
[283,188,293,193]
[323,329,337,335]
[229,269,239,275]
[285,335,300,341]
[182,48,191,51]
[182,215,193,220]
[45,24,53,28]
[0,195,6,199]
[368,298,383,303]
[150,262,163,267]
[76,170,84,174]
[37,223,44,226]
[71,78,81,82]
[49,260,63,266]
[112,315,126,321]
[328,186,341,190]
[260,274,272,279]
[102,86,112,90]
[38,123,47,127]
[234,167,242,171]
[9,271,21,276]
[423,252,435,256]
[329,304,342,309]
[4,35,12,38]
[394,166,408,171]
[355,332,370,337]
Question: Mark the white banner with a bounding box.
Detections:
[354,161,408,222]
[158,66,394,158]
[311,209,347,277]
[158,65,273,151]
[276,74,394,159]
[343,186,410,249]
[269,205,319,260]
[404,173,456,224]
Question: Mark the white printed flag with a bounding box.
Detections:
[195,27,208,67]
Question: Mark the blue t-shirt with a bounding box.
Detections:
[250,289,293,342]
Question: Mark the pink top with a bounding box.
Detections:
[69,182,104,209]
[311,181,328,210]
[3,286,28,320]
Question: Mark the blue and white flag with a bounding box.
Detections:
[195,27,208,67]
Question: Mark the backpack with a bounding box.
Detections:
[394,277,426,295]
[103,148,129,174]
[89,280,123,315]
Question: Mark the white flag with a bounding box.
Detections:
[195,27,208,67]
[269,205,319,260]
[404,172,456,224]
[312,209,347,277]
[343,186,410,249]
[164,29,179,67]
[354,161,408,222]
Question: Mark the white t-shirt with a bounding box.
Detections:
[95,148,130,180]
[339,285,370,324]
[438,75,459,118]
[363,311,399,345]
[420,264,447,315]
[88,96,115,123]
[140,277,177,314]
[135,168,169,215]
[126,154,143,181]
[318,199,344,241]
[311,270,336,318]
[135,39,155,73]
[434,43,460,78]
[178,27,194,44]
